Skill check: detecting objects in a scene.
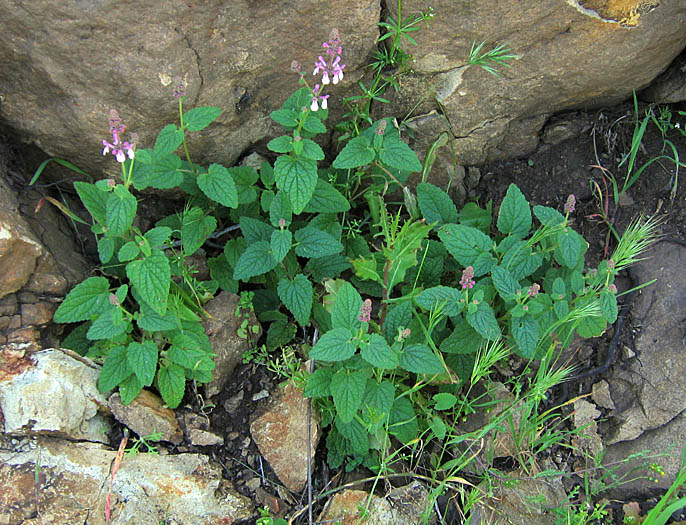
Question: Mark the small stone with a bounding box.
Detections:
[252,389,269,401]
[245,477,262,491]
[592,379,615,410]
[109,389,183,444]
[187,428,224,447]
[228,431,239,440]
[223,390,244,413]
[20,302,56,326]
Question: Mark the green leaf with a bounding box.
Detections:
[87,309,126,340]
[269,191,293,228]
[556,228,586,269]
[126,341,158,386]
[117,373,143,405]
[379,134,422,172]
[267,135,294,153]
[330,368,367,423]
[386,220,432,291]
[154,124,184,155]
[304,179,351,213]
[600,289,618,324]
[98,346,133,392]
[331,281,362,333]
[400,344,444,375]
[430,416,447,440]
[438,224,492,267]
[554,299,569,320]
[383,301,413,344]
[416,182,458,227]
[501,240,543,279]
[577,314,606,338]
[441,319,483,354]
[240,216,274,243]
[131,150,184,190]
[302,113,326,134]
[270,109,298,128]
[228,166,259,204]
[466,302,501,340]
[106,185,137,236]
[54,276,111,323]
[459,201,492,231]
[389,396,418,444]
[74,181,107,224]
[277,275,313,326]
[197,164,238,208]
[266,320,297,351]
[332,136,375,169]
[126,251,170,315]
[304,368,333,398]
[362,380,395,419]
[118,241,140,262]
[61,322,91,355]
[157,364,186,408]
[497,184,532,237]
[491,266,521,300]
[270,229,292,263]
[433,392,457,410]
[533,205,565,226]
[181,207,217,256]
[98,237,115,264]
[415,286,464,317]
[274,155,318,214]
[309,328,355,361]
[360,334,399,369]
[511,315,540,359]
[233,241,278,280]
[306,254,351,282]
[137,302,180,332]
[294,226,343,258]
[300,139,325,161]
[144,227,172,250]
[183,106,222,131]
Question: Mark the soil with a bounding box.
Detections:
[4,96,686,524]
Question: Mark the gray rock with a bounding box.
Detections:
[0,435,252,524]
[642,51,686,103]
[0,349,111,443]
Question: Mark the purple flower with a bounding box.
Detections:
[173,76,186,99]
[564,194,576,214]
[528,283,540,298]
[312,29,345,86]
[358,298,372,323]
[102,109,135,163]
[460,266,475,290]
[310,84,330,112]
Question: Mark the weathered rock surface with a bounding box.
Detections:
[642,50,686,103]
[602,241,686,494]
[319,482,432,525]
[0,348,111,443]
[108,390,183,445]
[202,291,261,398]
[0,435,252,524]
[250,381,320,492]
[0,0,379,178]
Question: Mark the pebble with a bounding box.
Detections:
[252,389,269,401]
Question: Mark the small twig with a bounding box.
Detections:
[105,429,129,525]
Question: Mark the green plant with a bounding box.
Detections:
[125,431,163,457]
[256,507,287,525]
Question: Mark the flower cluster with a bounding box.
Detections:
[102,109,135,163]
[173,76,186,99]
[564,194,576,214]
[310,84,329,112]
[527,283,540,298]
[313,29,345,86]
[358,298,372,323]
[460,266,475,290]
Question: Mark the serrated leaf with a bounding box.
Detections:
[269,191,293,227]
[126,251,170,315]
[118,241,140,262]
[332,135,375,169]
[302,113,326,134]
[304,367,333,398]
[126,341,158,386]
[118,373,143,405]
[137,302,180,332]
[300,139,325,160]
[306,254,351,282]
[61,322,91,355]
[277,275,313,326]
[233,241,278,280]
[383,301,413,344]
[400,344,444,375]
[415,286,464,317]
[303,179,351,213]
[270,109,298,128]
[335,416,369,456]
[98,346,133,392]
[330,369,367,423]
[266,320,297,351]
[501,240,543,279]
[386,220,432,291]
[511,315,540,359]
[74,181,107,224]
[157,364,186,408]
[445,353,476,383]
[466,302,501,341]
[576,314,606,338]
[181,207,217,256]
[54,276,111,323]
[267,135,294,153]
[360,333,398,369]
[184,106,221,131]
[491,266,521,300]
[273,155,318,214]
[441,319,483,354]
[331,281,362,333]
[294,226,343,258]
[98,237,115,264]
[459,201,492,231]
[433,392,458,410]
[87,308,126,340]
[554,299,569,320]
[197,163,238,208]
[497,184,532,237]
[533,205,565,226]
[240,216,274,243]
[309,327,355,361]
[270,229,292,263]
[228,166,259,204]
[154,124,184,155]
[106,185,137,236]
[379,134,422,172]
[438,223,493,267]
[362,380,395,419]
[144,227,172,249]
[600,289,618,323]
[556,228,586,269]
[417,182,458,227]
[131,150,184,190]
[389,396,418,443]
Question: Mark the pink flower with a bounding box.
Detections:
[310,84,330,112]
[564,194,576,213]
[528,283,540,298]
[173,76,186,99]
[460,266,475,290]
[358,298,372,323]
[102,109,135,163]
[312,29,345,86]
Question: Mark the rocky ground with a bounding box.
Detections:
[1,96,686,524]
